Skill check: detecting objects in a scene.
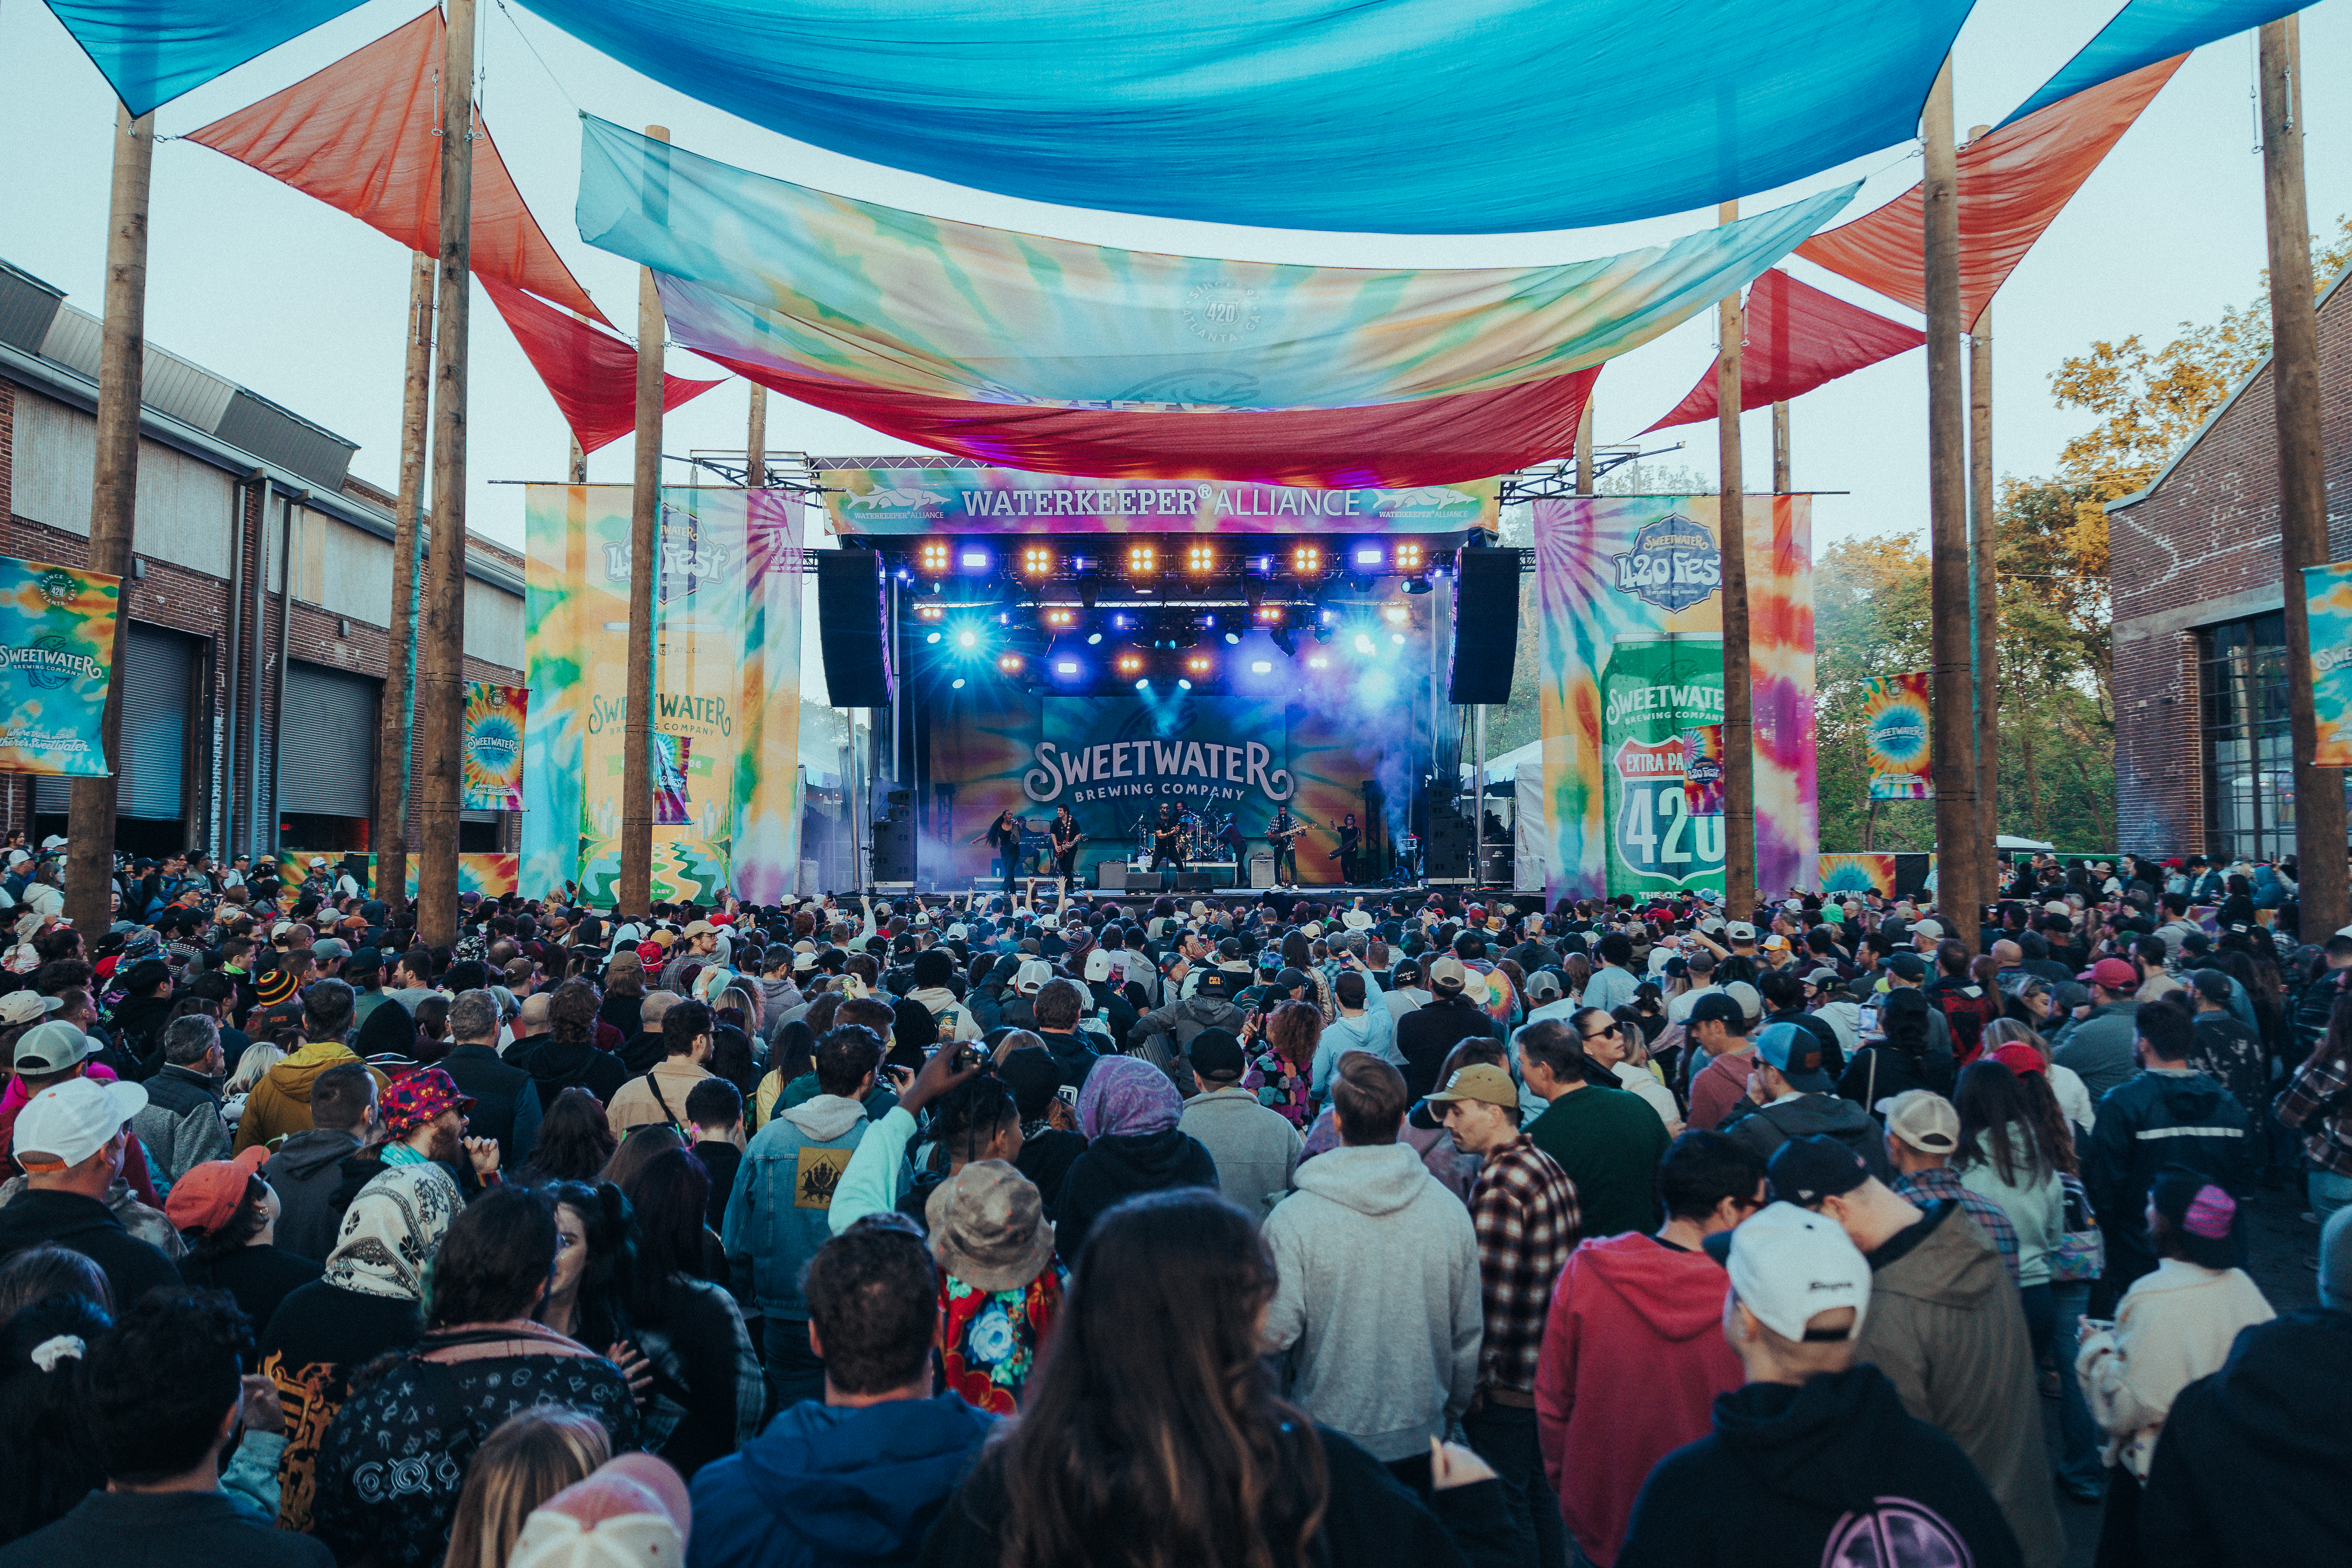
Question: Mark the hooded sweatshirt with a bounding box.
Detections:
[2140,1307,2352,1568]
[1719,1091,1893,1183]
[1049,1126,1220,1263]
[232,1041,389,1154]
[261,1126,365,1261]
[1853,1201,2066,1568]
[1262,1141,1483,1461]
[684,1392,994,1568]
[1616,1364,2025,1568]
[723,1093,874,1320]
[1536,1233,1746,1566]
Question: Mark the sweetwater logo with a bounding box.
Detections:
[0,640,99,690]
[1022,737,1291,804]
[1612,515,1721,614]
[2316,643,2352,676]
[34,570,80,608]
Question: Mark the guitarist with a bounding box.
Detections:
[1050,803,1086,885]
[1149,802,1189,888]
[1266,804,1310,887]
[1333,812,1362,885]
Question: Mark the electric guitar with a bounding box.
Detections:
[1266,818,1320,848]
[1050,828,1089,858]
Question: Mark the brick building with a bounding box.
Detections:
[0,255,522,860]
[2107,268,2352,861]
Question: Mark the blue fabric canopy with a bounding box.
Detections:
[2004,0,2306,126]
[527,0,1965,233]
[42,0,361,114]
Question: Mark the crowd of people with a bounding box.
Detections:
[0,834,2341,1566]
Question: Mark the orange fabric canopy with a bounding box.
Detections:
[189,8,605,324]
[484,280,722,454]
[1793,56,2184,322]
[1641,269,1923,432]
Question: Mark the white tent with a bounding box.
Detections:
[1996,834,2055,852]
[1465,738,1543,784]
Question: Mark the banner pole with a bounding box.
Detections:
[375,251,433,914]
[619,124,671,921]
[746,384,768,489]
[1717,200,1756,916]
[2260,17,2345,931]
[64,104,154,937]
[1967,126,2000,916]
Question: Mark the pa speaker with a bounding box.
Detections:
[1424,804,1473,878]
[817,549,895,708]
[1448,548,1519,706]
[871,815,918,882]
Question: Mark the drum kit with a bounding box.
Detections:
[1129,806,1239,864]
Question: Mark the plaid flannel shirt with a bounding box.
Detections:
[1893,1167,2021,1287]
[2278,1048,2352,1176]
[1467,1136,1579,1395]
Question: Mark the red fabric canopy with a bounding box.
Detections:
[484,280,723,454]
[1794,56,2184,322]
[709,359,1600,486]
[189,9,605,323]
[1642,269,1923,433]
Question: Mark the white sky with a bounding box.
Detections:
[3,0,2349,563]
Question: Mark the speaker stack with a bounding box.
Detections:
[871,785,917,886]
[1448,547,1519,706]
[817,549,895,708]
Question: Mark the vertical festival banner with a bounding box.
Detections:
[2305,561,2352,766]
[1533,495,1816,902]
[460,683,528,810]
[1681,724,1725,817]
[1862,673,1933,798]
[521,486,804,904]
[0,557,122,776]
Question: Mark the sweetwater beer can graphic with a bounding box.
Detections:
[1602,636,1726,894]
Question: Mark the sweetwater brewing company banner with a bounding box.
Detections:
[521,486,804,903]
[818,466,1501,534]
[460,683,528,811]
[1533,496,1816,901]
[1862,672,1933,799]
[0,557,122,776]
[2305,560,2352,767]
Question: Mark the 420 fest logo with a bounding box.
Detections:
[1610,514,1722,614]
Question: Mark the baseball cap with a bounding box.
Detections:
[1728,1201,1872,1342]
[313,937,352,960]
[1427,955,1469,994]
[507,1454,690,1568]
[1188,1028,1245,1081]
[1884,1089,1961,1154]
[1886,952,1928,983]
[1804,967,1842,988]
[1013,958,1054,996]
[13,1020,95,1073]
[1762,934,1792,953]
[1194,968,1231,998]
[1768,1135,1873,1206]
[1687,992,1747,1031]
[1754,1021,1833,1092]
[12,1076,147,1171]
[1722,980,1763,1023]
[1082,949,1116,982]
[682,920,718,939]
[1986,1041,2047,1079]
[1275,966,1314,996]
[0,992,61,1027]
[1912,918,1945,940]
[2189,968,2233,1004]
[163,1145,271,1235]
[1525,969,1562,1001]
[2079,957,2137,990]
[1725,921,1757,942]
[1424,1063,1521,1111]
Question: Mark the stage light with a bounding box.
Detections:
[1271,627,1297,658]
[1352,545,1385,569]
[1054,659,1080,677]
[1307,655,1329,669]
[1254,603,1286,626]
[1243,577,1265,614]
[1353,632,1375,656]
[1290,543,1323,579]
[1314,623,1336,644]
[1392,633,1407,646]
[1126,542,1159,580]
[959,547,993,573]
[1250,660,1273,674]
[998,653,1025,673]
[925,631,941,644]
[1184,653,1214,678]
[1135,679,1150,691]
[914,601,946,623]
[917,539,952,575]
[1350,576,1376,594]
[951,677,967,690]
[1042,606,1078,629]
[1403,575,1434,595]
[1079,573,1102,610]
[1114,650,1145,677]
[1382,603,1410,624]
[956,629,980,651]
[1393,540,1425,572]
[1319,608,1337,625]
[1182,541,1217,576]
[1018,543,1055,580]
[1223,632,1240,645]
[1112,613,1136,630]
[1086,631,1103,645]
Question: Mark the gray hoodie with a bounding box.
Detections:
[1262,1142,1481,1461]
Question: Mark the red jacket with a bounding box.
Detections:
[1534,1230,1745,1567]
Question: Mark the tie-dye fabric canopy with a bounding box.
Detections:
[1640,271,1924,433]
[576,116,1854,415]
[2005,0,2305,125]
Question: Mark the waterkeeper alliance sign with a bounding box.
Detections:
[819,467,1500,534]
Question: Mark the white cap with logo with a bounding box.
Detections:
[1728,1201,1872,1343]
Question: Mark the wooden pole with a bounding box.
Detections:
[1771,401,1791,493]
[414,0,477,946]
[2261,17,2347,932]
[373,252,433,914]
[64,104,154,937]
[746,383,768,489]
[618,124,671,921]
[1924,59,1983,952]
[1573,399,1595,496]
[1968,124,2001,925]
[1717,200,1756,916]
[568,311,590,483]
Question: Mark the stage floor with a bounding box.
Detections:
[873,878,1545,911]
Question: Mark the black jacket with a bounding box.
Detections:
[1618,1364,2023,1568]
[1050,1127,1219,1262]
[261,1128,364,1261]
[1014,1127,1086,1212]
[1037,1030,1102,1096]
[513,1035,632,1107]
[1395,994,1495,1100]
[0,1187,180,1313]
[1718,1091,1893,1183]
[0,1489,332,1568]
[179,1244,322,1358]
[2085,1068,2253,1286]
[438,1041,539,1166]
[98,992,177,1081]
[2141,1309,2352,1568]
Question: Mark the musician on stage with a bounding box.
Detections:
[1335,812,1363,884]
[1050,803,1084,885]
[972,809,1023,895]
[1267,804,1303,886]
[1149,801,1188,888]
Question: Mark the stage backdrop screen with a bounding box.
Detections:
[1534,495,1816,902]
[521,485,804,904]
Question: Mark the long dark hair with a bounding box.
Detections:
[621,1148,712,1324]
[538,1181,633,1348]
[966,1191,1326,1568]
[1952,1061,2054,1186]
[0,1293,108,1541]
[924,1077,1019,1175]
[523,1088,617,1183]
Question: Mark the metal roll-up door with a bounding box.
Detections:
[33,623,191,819]
[280,662,378,818]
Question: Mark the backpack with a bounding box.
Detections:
[1931,982,2000,1064]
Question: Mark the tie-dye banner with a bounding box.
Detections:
[1533,496,1816,903]
[1819,852,1935,900]
[0,557,123,777]
[462,683,529,811]
[820,468,1498,535]
[2305,562,2352,767]
[277,851,520,900]
[1682,725,1726,818]
[521,486,804,905]
[1863,673,1933,800]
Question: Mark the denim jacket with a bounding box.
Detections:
[723,1093,885,1320]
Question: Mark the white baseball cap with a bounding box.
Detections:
[1082,948,1116,982]
[1013,958,1054,995]
[12,1076,147,1171]
[1728,1201,1872,1343]
[0,992,61,1027]
[1912,918,1946,940]
[1725,921,1756,942]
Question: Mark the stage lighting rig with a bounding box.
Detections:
[1253,602,1287,626]
[1270,627,1298,658]
[998,653,1025,674]
[914,601,946,623]
[917,538,952,576]
[1017,543,1055,581]
[1392,540,1425,573]
[1125,541,1159,582]
[1042,606,1079,630]
[1113,649,1146,678]
[1182,540,1218,577]
[956,545,993,576]
[1290,542,1324,579]
[1183,651,1215,679]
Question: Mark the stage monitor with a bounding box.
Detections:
[1447,548,1518,706]
[817,549,895,708]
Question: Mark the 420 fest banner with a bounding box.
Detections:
[0,557,122,777]
[1533,495,1816,901]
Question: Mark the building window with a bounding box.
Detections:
[2199,613,2298,861]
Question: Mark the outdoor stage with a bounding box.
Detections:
[881,879,1550,916]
